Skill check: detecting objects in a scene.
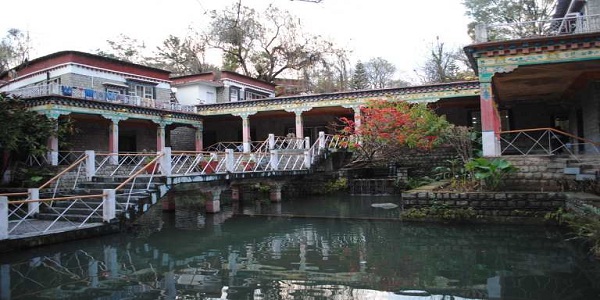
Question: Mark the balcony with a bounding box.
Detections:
[475,13,600,43]
[7,83,197,113]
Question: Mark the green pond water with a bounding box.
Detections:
[2,193,600,300]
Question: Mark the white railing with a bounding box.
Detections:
[475,13,600,42]
[500,128,600,159]
[8,83,196,113]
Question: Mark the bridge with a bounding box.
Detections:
[0,132,351,249]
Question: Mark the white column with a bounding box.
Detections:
[268,133,275,150]
[28,188,39,215]
[318,131,326,150]
[270,150,279,170]
[0,196,7,240]
[85,150,96,181]
[103,189,116,222]
[160,147,172,176]
[225,149,235,172]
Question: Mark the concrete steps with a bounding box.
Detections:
[563,157,600,181]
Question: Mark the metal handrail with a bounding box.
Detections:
[39,154,88,190]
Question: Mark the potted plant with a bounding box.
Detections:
[143,152,160,174]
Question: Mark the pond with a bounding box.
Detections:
[1,193,600,299]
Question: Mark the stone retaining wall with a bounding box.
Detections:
[502,156,571,191]
[401,189,566,217]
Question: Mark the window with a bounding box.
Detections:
[206,91,215,103]
[245,88,269,100]
[132,84,155,99]
[230,87,239,102]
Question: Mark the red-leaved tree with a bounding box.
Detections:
[340,99,449,163]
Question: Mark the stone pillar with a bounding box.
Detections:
[108,119,120,165]
[480,82,501,157]
[269,183,282,203]
[44,111,67,166]
[205,188,221,213]
[160,147,172,176]
[47,134,59,166]
[268,133,275,150]
[194,124,203,151]
[270,150,279,170]
[162,192,176,211]
[225,149,235,172]
[157,123,166,151]
[0,196,7,240]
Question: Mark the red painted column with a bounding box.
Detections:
[194,125,203,151]
[295,111,304,139]
[480,82,501,156]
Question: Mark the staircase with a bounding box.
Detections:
[563,157,600,181]
[36,175,165,223]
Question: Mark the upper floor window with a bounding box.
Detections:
[132,84,155,99]
[230,87,240,102]
[245,88,269,101]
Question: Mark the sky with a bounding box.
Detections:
[0,0,473,82]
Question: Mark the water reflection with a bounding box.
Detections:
[1,196,600,299]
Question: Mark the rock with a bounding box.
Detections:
[371,203,398,209]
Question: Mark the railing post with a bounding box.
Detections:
[304,150,311,169]
[103,189,116,222]
[85,150,96,181]
[0,196,7,240]
[318,131,325,150]
[270,150,279,171]
[268,134,275,150]
[28,188,39,215]
[160,147,172,176]
[225,149,235,172]
[304,136,310,149]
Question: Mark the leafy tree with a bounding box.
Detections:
[206,3,329,83]
[0,28,31,74]
[0,93,74,182]
[351,61,369,90]
[416,37,474,84]
[365,57,396,89]
[339,100,450,163]
[463,0,555,40]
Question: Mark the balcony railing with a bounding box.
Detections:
[7,83,197,113]
[475,13,600,42]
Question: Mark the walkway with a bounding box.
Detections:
[0,133,350,250]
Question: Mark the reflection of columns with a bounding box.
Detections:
[480,82,501,157]
[88,260,99,288]
[205,188,222,213]
[233,112,256,153]
[285,108,310,139]
[269,183,283,203]
[1,264,9,300]
[231,186,240,201]
[103,246,118,279]
[194,124,203,151]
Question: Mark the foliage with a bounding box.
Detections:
[465,157,517,191]
[0,93,75,182]
[365,57,397,88]
[339,99,450,163]
[401,202,477,221]
[443,125,480,165]
[0,28,31,73]
[325,177,348,193]
[463,0,555,40]
[96,34,147,64]
[404,176,434,190]
[546,207,600,257]
[416,37,474,84]
[152,34,218,76]
[350,61,369,90]
[300,48,352,94]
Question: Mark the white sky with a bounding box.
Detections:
[0,0,473,82]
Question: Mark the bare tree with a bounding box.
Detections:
[152,34,218,76]
[95,34,147,64]
[365,57,396,89]
[416,37,474,84]
[205,3,330,83]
